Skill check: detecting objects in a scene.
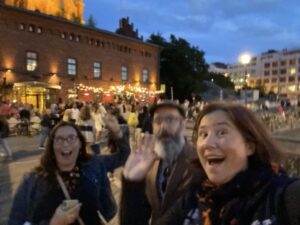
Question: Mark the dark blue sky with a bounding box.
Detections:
[84,0,300,64]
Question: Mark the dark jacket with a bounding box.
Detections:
[154,165,300,225]
[0,116,10,138]
[8,132,130,225]
[120,141,202,225]
[40,114,51,128]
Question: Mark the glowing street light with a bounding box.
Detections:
[239,52,252,105]
[239,52,251,65]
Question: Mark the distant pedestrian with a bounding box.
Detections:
[0,115,13,160]
[39,109,52,150]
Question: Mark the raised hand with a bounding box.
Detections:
[123,133,158,181]
[104,114,122,138]
[50,201,81,225]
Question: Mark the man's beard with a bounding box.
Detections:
[154,127,184,164]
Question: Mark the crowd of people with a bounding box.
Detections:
[0,99,153,161]
[0,98,300,224]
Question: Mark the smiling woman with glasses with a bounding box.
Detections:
[54,134,78,145]
[9,116,130,225]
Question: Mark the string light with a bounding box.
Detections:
[66,82,163,97]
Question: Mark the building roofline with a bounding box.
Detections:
[0,3,161,49]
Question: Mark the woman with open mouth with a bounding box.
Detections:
[8,114,130,225]
[122,102,300,225]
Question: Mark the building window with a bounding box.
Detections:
[28,25,34,32]
[264,63,270,68]
[69,34,75,41]
[290,67,296,75]
[121,65,128,81]
[272,70,278,75]
[142,69,149,83]
[26,51,38,71]
[280,68,287,74]
[75,35,80,42]
[280,77,286,82]
[36,27,42,34]
[67,58,77,75]
[61,32,66,39]
[93,62,101,79]
[19,23,25,30]
[280,60,286,66]
[289,76,295,82]
[289,59,296,65]
[264,70,270,76]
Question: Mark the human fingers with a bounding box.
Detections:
[67,203,81,215]
[135,133,145,153]
[143,134,156,155]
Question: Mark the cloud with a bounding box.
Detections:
[84,0,300,63]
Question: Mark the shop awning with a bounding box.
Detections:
[13,81,61,90]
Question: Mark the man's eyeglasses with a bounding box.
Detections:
[54,134,78,145]
[153,116,181,125]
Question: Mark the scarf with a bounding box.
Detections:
[196,164,294,225]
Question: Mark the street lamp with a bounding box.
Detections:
[239,52,251,105]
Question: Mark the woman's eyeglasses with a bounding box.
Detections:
[54,134,78,145]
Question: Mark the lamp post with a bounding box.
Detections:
[239,52,251,105]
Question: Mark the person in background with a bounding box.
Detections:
[71,103,80,124]
[7,113,19,136]
[127,104,139,143]
[76,105,97,154]
[107,107,129,181]
[9,103,19,119]
[91,104,106,155]
[148,102,300,225]
[39,109,52,150]
[30,111,41,135]
[137,105,152,135]
[120,101,200,225]
[9,115,130,225]
[0,114,13,161]
[1,100,10,118]
[62,108,73,123]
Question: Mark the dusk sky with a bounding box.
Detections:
[84,0,300,64]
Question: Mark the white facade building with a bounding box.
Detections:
[227,49,300,96]
[209,62,228,75]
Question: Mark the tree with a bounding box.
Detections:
[147,33,208,101]
[208,72,234,89]
[87,15,97,28]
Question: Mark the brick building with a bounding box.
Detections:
[0,3,161,110]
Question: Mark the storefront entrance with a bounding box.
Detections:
[13,82,61,111]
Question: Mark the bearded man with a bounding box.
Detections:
[120,101,201,225]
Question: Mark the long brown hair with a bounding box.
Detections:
[79,105,92,121]
[193,102,282,167]
[35,121,91,183]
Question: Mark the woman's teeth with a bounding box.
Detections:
[208,158,224,165]
[61,150,72,156]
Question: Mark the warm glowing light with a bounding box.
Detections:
[239,52,251,65]
[290,68,296,75]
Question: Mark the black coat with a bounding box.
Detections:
[155,166,300,225]
[0,117,10,138]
